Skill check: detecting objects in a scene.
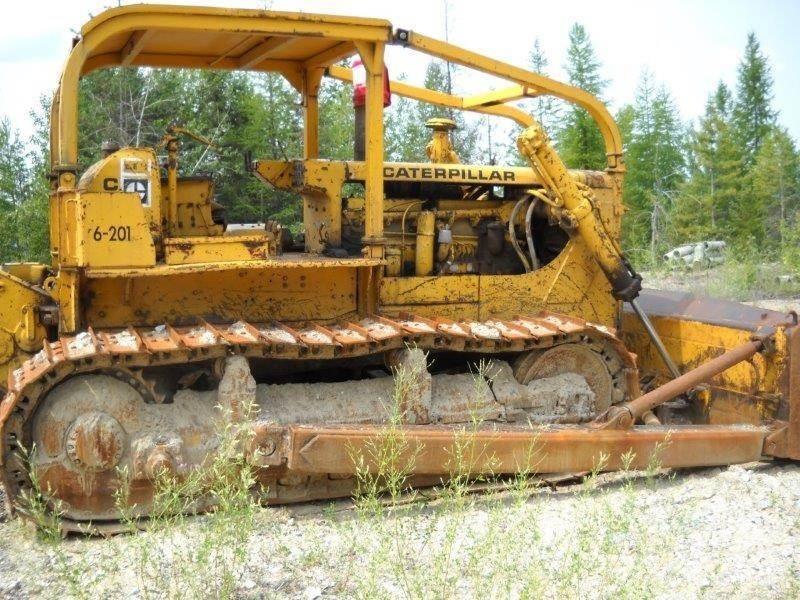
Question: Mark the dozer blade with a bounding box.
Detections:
[278,423,767,475]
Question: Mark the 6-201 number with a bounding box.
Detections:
[92,226,132,242]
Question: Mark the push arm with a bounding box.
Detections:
[516,123,641,302]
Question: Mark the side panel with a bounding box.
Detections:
[77,192,156,268]
[379,241,618,327]
[479,243,616,324]
[81,266,359,328]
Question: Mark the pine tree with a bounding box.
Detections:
[750,127,800,250]
[416,60,478,162]
[672,82,744,242]
[238,73,303,226]
[17,96,52,262]
[615,104,635,152]
[733,32,777,166]
[409,59,478,163]
[0,115,49,262]
[623,72,685,261]
[75,66,309,226]
[318,78,354,161]
[527,38,561,136]
[558,23,608,170]
[385,75,428,163]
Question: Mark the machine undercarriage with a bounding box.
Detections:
[6,311,639,530]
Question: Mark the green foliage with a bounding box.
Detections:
[73,66,303,226]
[558,23,608,170]
[319,77,355,161]
[750,127,800,251]
[780,220,800,273]
[419,59,479,162]
[622,71,685,262]
[615,104,635,150]
[0,116,50,263]
[385,89,428,163]
[671,82,744,244]
[733,32,777,166]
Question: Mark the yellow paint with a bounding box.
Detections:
[379,241,616,326]
[425,119,460,164]
[75,192,156,268]
[326,64,534,129]
[621,312,789,424]
[414,212,435,276]
[165,178,225,238]
[0,1,789,436]
[82,265,360,328]
[517,124,630,294]
[0,269,49,383]
[77,148,162,235]
[164,235,276,265]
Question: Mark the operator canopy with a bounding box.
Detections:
[77,4,390,75]
[53,3,622,171]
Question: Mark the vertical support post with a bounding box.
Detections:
[355,41,386,259]
[303,68,323,159]
[56,43,84,170]
[166,138,179,236]
[57,268,81,333]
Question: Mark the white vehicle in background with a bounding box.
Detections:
[664,241,727,269]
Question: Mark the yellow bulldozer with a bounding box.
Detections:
[0,4,796,533]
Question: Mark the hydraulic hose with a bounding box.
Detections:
[509,197,531,272]
[524,196,540,271]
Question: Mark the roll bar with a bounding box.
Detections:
[50,5,624,258]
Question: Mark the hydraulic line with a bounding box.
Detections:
[509,197,531,272]
[524,196,540,271]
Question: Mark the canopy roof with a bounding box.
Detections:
[52,4,622,172]
[78,4,391,76]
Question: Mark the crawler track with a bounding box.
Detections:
[0,311,636,525]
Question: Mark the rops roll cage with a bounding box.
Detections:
[50,4,623,258]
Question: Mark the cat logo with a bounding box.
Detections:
[122,179,149,205]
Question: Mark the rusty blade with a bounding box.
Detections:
[286,423,766,475]
[629,288,794,331]
[786,326,800,459]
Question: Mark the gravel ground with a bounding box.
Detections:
[0,462,799,599]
